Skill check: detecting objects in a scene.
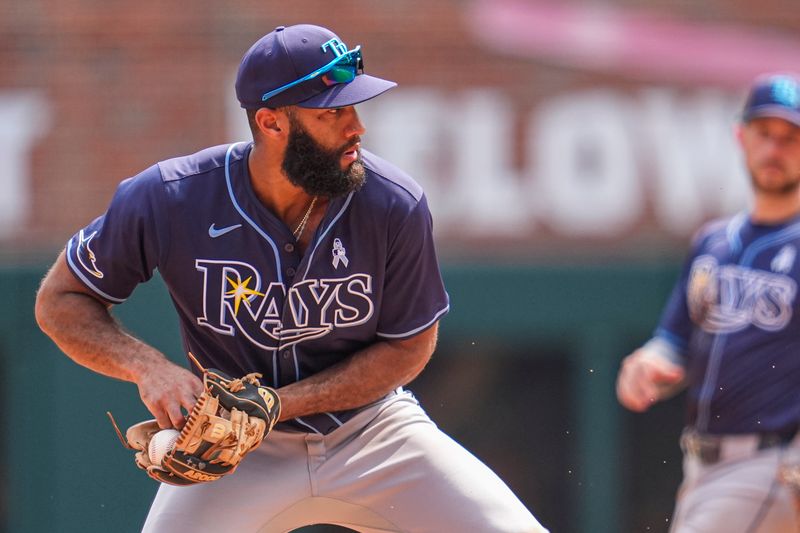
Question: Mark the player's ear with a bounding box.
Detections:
[734,122,746,148]
[254,108,283,137]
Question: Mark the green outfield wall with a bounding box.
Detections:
[0,261,683,533]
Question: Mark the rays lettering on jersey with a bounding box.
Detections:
[687,255,797,333]
[195,259,374,349]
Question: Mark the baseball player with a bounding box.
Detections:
[34,24,548,532]
[616,73,800,532]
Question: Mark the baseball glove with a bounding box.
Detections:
[108,360,280,486]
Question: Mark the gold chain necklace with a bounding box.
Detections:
[292,196,318,240]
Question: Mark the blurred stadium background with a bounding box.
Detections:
[3,0,800,531]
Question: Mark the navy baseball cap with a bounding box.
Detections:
[236,24,397,109]
[742,73,800,127]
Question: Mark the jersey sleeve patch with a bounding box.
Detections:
[64,165,169,303]
[66,231,127,304]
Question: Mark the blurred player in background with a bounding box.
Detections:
[616,73,800,532]
[34,23,547,532]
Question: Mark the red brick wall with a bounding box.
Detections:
[2,0,800,253]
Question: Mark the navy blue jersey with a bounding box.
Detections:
[65,142,450,434]
[655,212,800,434]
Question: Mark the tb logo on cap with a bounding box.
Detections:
[322,38,348,58]
[772,76,800,108]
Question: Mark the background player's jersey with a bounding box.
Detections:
[65,142,450,434]
[655,213,800,434]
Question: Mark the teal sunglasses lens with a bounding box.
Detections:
[322,50,362,85]
[322,65,357,86]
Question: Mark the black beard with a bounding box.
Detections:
[753,180,800,196]
[281,117,366,198]
[749,167,800,196]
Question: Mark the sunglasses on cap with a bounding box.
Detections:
[261,46,364,104]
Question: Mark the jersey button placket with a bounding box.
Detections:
[278,347,296,384]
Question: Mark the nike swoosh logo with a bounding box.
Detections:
[208,223,242,238]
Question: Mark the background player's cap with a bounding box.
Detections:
[742,72,800,128]
[236,24,397,109]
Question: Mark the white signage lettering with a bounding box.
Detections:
[227,85,750,241]
[0,92,50,239]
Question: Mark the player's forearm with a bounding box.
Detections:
[276,324,438,420]
[39,295,164,382]
[35,253,169,384]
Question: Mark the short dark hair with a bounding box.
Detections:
[246,108,260,139]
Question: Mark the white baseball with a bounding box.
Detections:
[148,429,180,465]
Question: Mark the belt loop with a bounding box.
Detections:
[681,429,722,465]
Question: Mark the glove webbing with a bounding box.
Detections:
[226,373,263,392]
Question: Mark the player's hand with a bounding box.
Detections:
[135,360,204,429]
[616,348,685,412]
